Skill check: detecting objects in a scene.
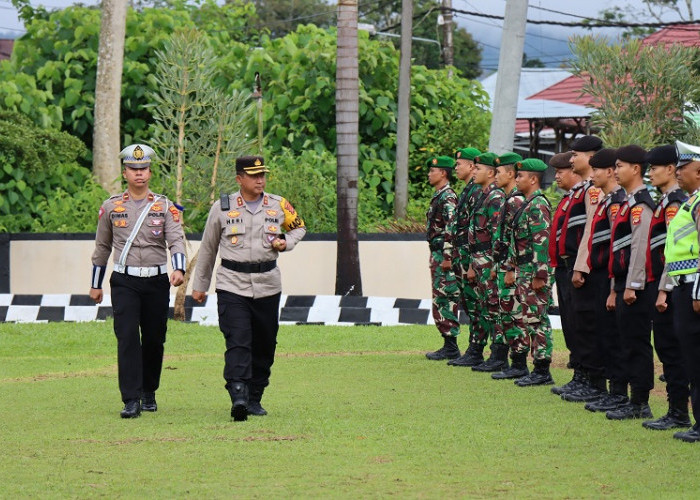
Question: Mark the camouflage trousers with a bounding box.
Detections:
[454,248,480,342]
[496,270,525,354]
[429,252,460,337]
[513,270,554,360]
[471,254,502,346]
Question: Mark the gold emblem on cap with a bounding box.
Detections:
[432,158,438,165]
[133,146,144,160]
[254,158,262,166]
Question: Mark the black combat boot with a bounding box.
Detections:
[248,386,268,416]
[472,343,509,372]
[515,359,554,386]
[551,369,586,396]
[492,351,529,379]
[643,400,691,430]
[606,390,653,420]
[561,374,607,402]
[585,381,628,412]
[673,423,700,443]
[227,382,249,422]
[120,399,141,419]
[426,335,460,360]
[447,343,484,366]
[141,392,157,412]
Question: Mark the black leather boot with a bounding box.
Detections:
[120,399,141,419]
[643,400,691,430]
[426,336,460,360]
[561,374,607,402]
[585,381,628,412]
[447,343,484,366]
[492,351,529,379]
[141,392,157,412]
[248,386,268,416]
[673,423,700,442]
[551,369,586,395]
[515,359,554,386]
[227,382,249,421]
[472,343,509,372]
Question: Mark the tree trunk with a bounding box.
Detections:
[335,0,362,296]
[93,0,128,194]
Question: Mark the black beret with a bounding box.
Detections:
[589,148,618,169]
[549,151,573,169]
[645,145,678,166]
[616,145,647,165]
[570,135,603,152]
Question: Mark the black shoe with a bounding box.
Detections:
[561,382,606,403]
[248,401,268,416]
[643,408,691,430]
[606,402,653,420]
[426,337,460,360]
[228,382,249,422]
[472,358,508,372]
[551,370,586,395]
[673,424,700,443]
[514,371,554,386]
[120,399,141,419]
[447,345,484,366]
[492,365,529,380]
[585,393,628,412]
[141,392,157,412]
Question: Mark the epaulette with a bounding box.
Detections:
[220,192,230,211]
[632,188,655,209]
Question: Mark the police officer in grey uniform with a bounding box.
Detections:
[90,144,186,419]
[192,156,306,421]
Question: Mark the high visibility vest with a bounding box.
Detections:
[664,192,700,276]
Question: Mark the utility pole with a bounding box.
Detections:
[394,0,413,219]
[488,0,528,154]
[442,0,454,77]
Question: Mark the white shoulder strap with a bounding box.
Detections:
[118,196,162,267]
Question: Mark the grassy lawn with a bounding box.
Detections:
[1,321,698,498]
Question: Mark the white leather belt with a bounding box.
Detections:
[671,272,699,286]
[113,264,167,277]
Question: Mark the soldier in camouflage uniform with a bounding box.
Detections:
[510,158,556,386]
[448,147,487,367]
[490,152,529,380]
[425,155,462,360]
[467,152,509,372]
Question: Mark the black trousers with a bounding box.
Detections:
[217,290,280,390]
[589,268,627,387]
[555,265,577,368]
[650,281,689,405]
[615,284,654,402]
[572,270,605,378]
[672,282,700,423]
[110,272,170,403]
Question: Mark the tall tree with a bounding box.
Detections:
[335,0,362,296]
[243,0,333,37]
[93,0,128,193]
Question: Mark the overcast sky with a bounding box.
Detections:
[1,0,700,69]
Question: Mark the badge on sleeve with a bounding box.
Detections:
[631,206,643,225]
[98,206,105,219]
[665,206,679,225]
[169,205,180,223]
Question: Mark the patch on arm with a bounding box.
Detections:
[281,197,305,230]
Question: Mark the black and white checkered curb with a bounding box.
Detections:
[0,294,561,328]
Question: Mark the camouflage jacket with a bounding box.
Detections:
[494,186,524,269]
[511,189,551,280]
[467,182,505,262]
[426,183,457,261]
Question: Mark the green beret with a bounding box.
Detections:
[426,156,437,168]
[518,158,548,172]
[455,147,481,161]
[474,152,499,167]
[498,152,523,166]
[428,155,456,169]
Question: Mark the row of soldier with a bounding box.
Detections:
[424,136,700,443]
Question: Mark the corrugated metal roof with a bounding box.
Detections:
[516,99,594,119]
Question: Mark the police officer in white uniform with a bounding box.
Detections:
[192,156,306,421]
[90,144,186,418]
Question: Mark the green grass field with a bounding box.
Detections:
[1,321,698,498]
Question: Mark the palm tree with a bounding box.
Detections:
[335,0,363,296]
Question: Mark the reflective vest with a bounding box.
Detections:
[649,188,686,280]
[664,191,700,276]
